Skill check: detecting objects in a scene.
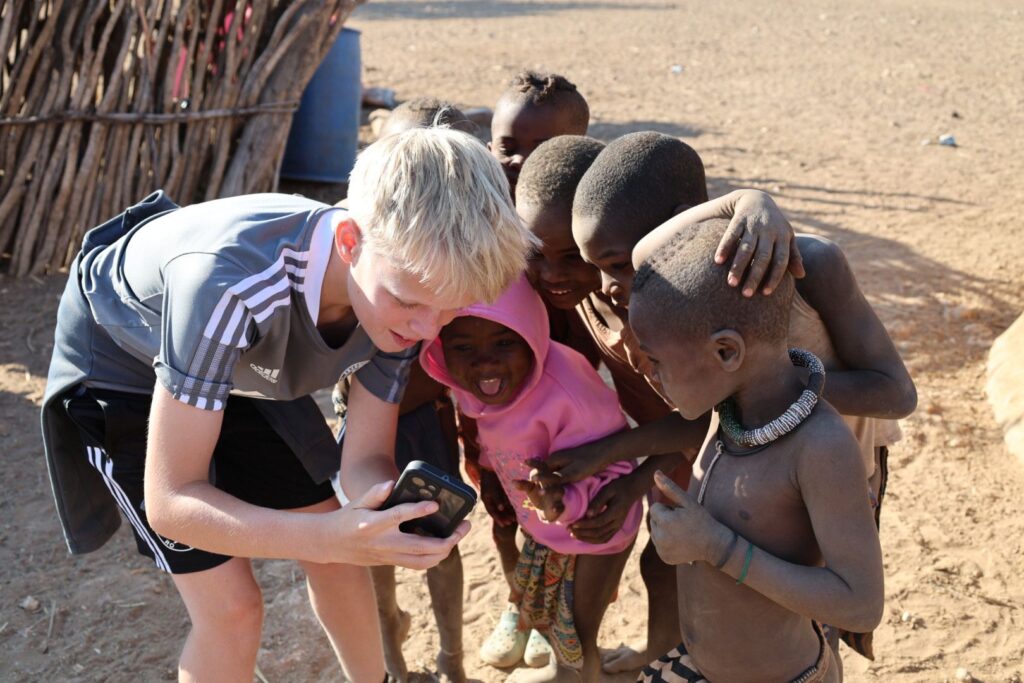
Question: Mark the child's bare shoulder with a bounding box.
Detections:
[794,234,846,269]
[792,235,856,302]
[788,402,867,482]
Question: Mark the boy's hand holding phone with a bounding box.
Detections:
[379,460,477,538]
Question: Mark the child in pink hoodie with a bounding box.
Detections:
[421,275,642,682]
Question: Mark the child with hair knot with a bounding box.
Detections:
[488,70,590,201]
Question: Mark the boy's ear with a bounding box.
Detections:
[709,329,744,372]
[671,203,693,216]
[335,219,362,264]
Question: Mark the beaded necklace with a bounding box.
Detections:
[697,349,826,509]
[715,348,826,448]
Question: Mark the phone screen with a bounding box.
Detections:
[384,463,476,538]
[434,486,465,524]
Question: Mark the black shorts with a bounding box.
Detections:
[63,388,335,574]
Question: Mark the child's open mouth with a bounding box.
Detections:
[477,377,505,397]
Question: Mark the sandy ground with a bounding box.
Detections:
[3,0,1024,681]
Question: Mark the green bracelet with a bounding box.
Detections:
[713,530,739,570]
[736,541,754,585]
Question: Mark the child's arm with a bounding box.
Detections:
[530,411,707,485]
[568,452,680,543]
[530,414,702,544]
[650,430,885,633]
[556,458,638,527]
[795,235,917,418]
[458,412,518,527]
[635,189,805,297]
[480,467,518,527]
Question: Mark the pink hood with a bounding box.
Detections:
[421,276,641,555]
[422,275,550,420]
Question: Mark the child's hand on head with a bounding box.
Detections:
[515,475,565,523]
[714,190,805,297]
[649,471,735,566]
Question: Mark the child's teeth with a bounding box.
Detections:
[479,378,502,396]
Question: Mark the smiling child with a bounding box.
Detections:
[422,276,641,682]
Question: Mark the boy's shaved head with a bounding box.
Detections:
[573,132,708,247]
[631,218,793,345]
[379,97,472,138]
[501,71,590,131]
[516,136,605,212]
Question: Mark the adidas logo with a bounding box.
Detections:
[250,363,280,383]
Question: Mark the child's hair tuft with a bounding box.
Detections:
[503,70,589,131]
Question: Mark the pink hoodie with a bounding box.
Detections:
[421,276,642,555]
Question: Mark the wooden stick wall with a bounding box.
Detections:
[0,0,360,275]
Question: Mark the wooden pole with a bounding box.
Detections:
[0,0,362,275]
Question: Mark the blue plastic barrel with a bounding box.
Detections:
[280,27,361,183]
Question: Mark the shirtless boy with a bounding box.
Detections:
[630,218,884,682]
[590,132,915,659]
[543,131,911,667]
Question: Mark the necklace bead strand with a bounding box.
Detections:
[715,349,826,448]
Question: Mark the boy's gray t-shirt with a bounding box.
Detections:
[43,192,417,554]
[81,192,414,408]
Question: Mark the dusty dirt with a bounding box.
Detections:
[2,0,1024,681]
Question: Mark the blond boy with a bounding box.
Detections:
[41,129,532,682]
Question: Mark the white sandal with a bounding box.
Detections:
[522,629,553,668]
[479,608,527,668]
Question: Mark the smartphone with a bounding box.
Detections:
[380,460,477,538]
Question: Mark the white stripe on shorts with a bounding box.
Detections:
[87,446,172,573]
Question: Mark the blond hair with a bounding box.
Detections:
[347,127,536,303]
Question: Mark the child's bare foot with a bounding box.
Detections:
[436,648,466,683]
[600,644,650,674]
[381,608,412,681]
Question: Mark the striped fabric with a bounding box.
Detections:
[176,248,309,410]
[637,646,707,683]
[85,446,171,572]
